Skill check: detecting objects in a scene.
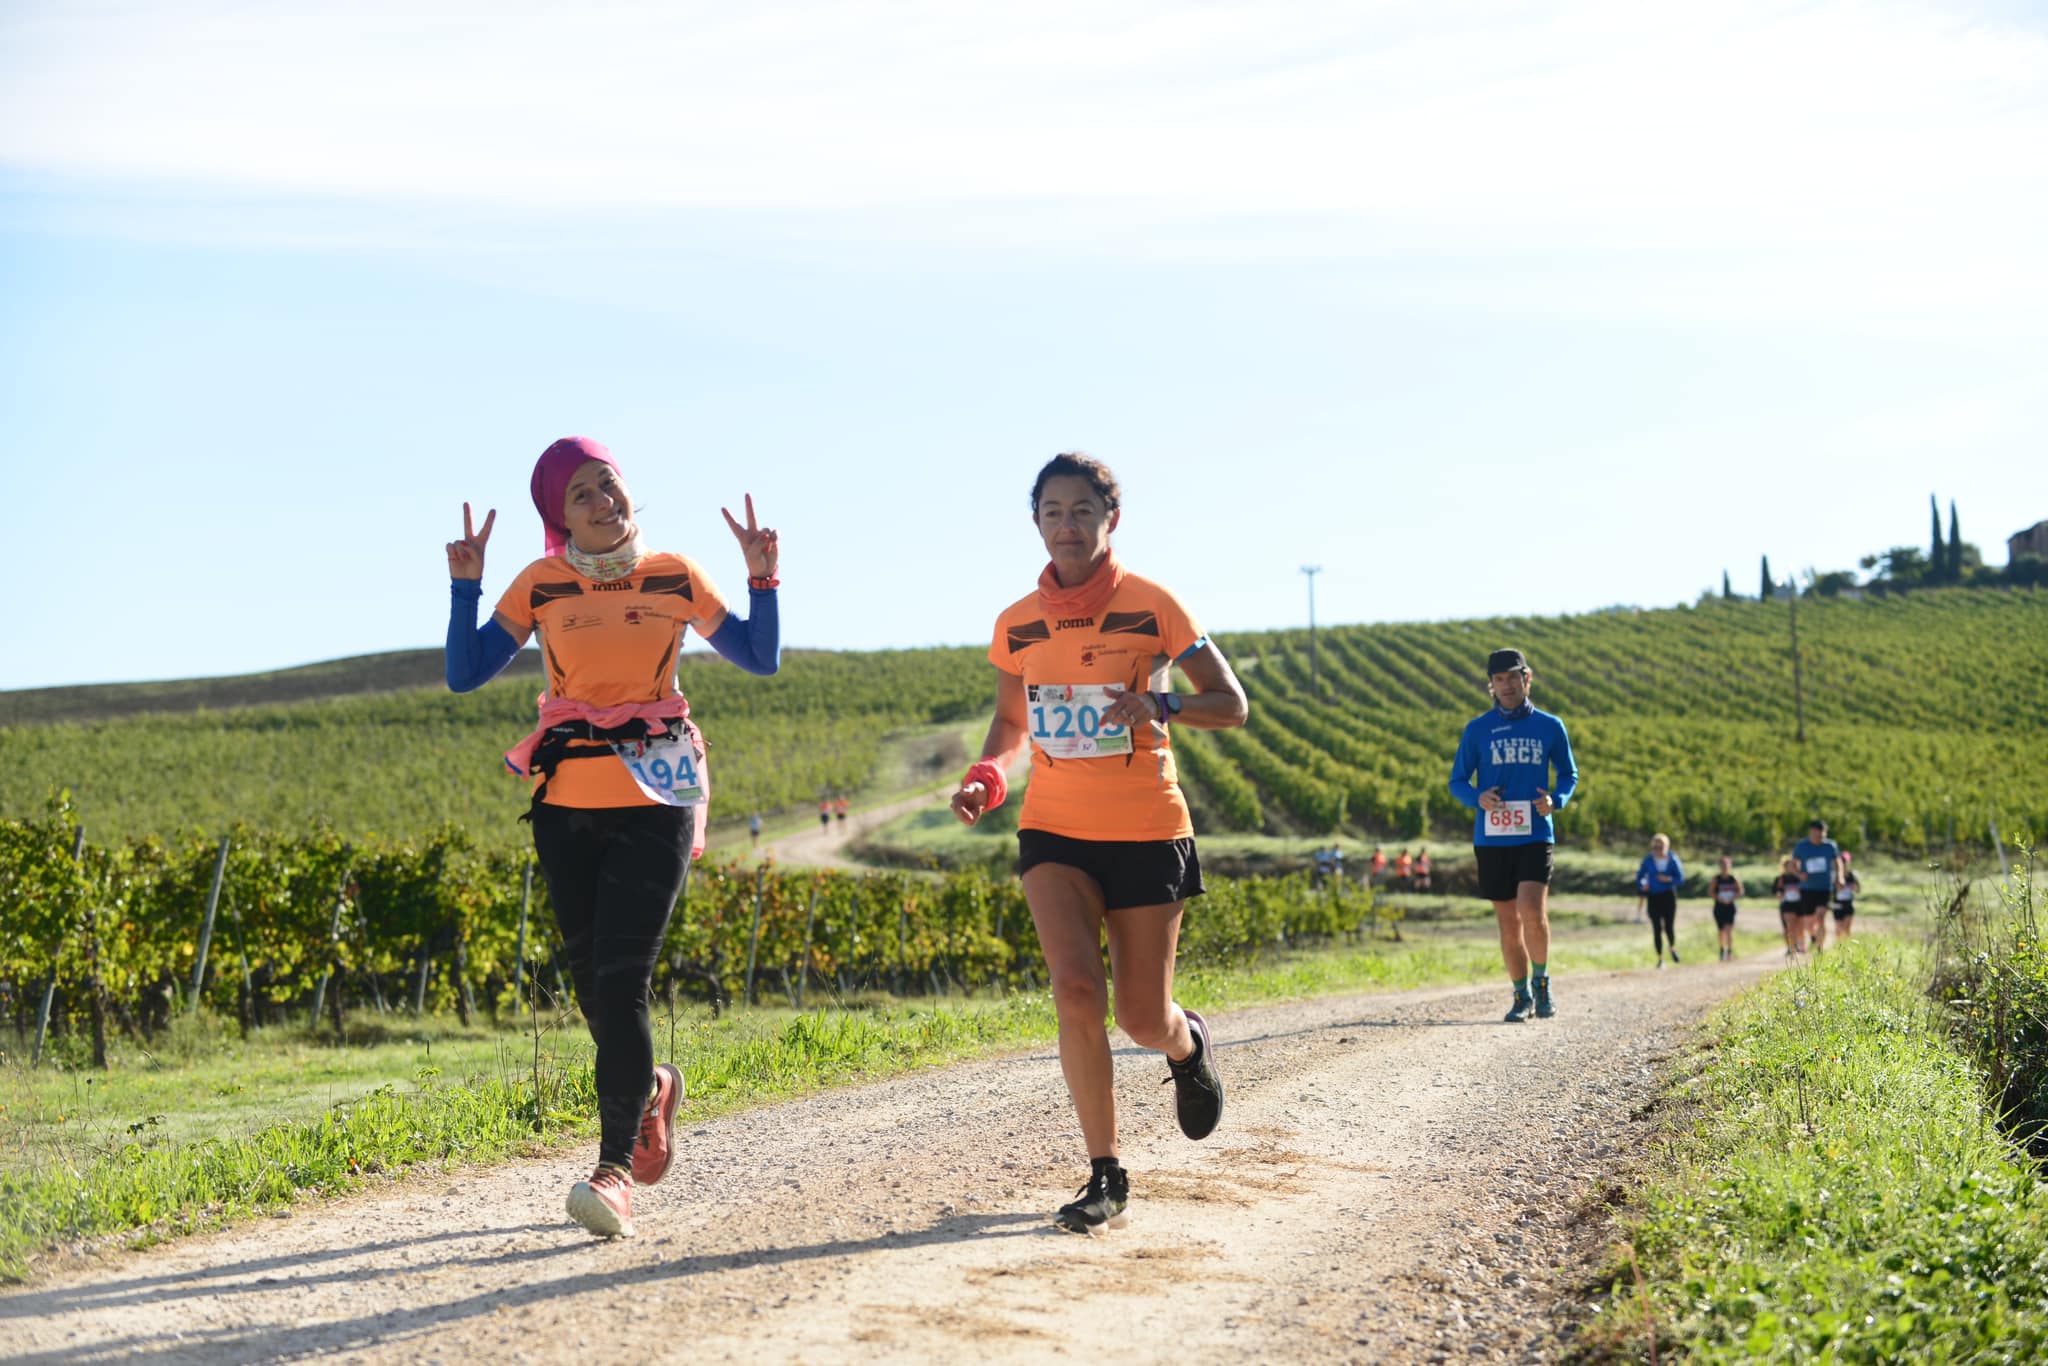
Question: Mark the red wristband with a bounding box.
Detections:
[964,759,1008,811]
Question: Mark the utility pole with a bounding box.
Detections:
[1301,566,1323,695]
[1788,577,1807,743]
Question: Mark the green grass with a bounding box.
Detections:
[1,908,1784,1281]
[1576,937,2048,1364]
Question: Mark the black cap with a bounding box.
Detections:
[1486,648,1528,675]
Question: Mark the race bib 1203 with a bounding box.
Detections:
[613,731,707,807]
[1026,684,1133,759]
[1484,800,1533,835]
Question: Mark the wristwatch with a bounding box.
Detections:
[1155,691,1184,722]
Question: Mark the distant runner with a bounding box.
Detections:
[1831,851,1861,940]
[1368,845,1388,888]
[1449,648,1580,1023]
[443,436,781,1239]
[952,451,1247,1235]
[834,794,850,829]
[1709,856,1743,963]
[1791,819,1842,958]
[1635,833,1684,968]
[1395,848,1413,889]
[1772,856,1807,960]
[1413,849,1433,893]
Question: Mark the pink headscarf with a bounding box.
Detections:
[530,436,622,557]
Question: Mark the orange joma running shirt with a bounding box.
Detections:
[989,572,1205,842]
[494,552,730,807]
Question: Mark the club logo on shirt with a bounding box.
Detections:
[624,609,643,625]
[1488,737,1546,766]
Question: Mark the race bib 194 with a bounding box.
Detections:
[613,732,707,807]
[1027,684,1133,759]
[1484,800,1533,834]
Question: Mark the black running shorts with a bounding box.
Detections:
[1832,899,1856,920]
[1474,842,1554,902]
[1798,888,1832,916]
[1712,904,1737,929]
[1017,829,1205,911]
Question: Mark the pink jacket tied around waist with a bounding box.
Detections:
[505,696,711,858]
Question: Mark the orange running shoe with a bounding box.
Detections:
[566,1164,634,1239]
[632,1063,685,1186]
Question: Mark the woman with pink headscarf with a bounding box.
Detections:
[444,436,780,1239]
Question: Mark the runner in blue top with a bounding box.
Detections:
[1449,648,1580,1022]
[1790,819,1842,957]
[1635,834,1685,969]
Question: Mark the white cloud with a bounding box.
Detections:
[3,0,2044,334]
[4,1,2043,234]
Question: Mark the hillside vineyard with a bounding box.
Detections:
[0,591,2039,852]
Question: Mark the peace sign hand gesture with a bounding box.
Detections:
[446,503,496,581]
[722,494,780,580]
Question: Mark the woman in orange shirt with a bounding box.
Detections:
[445,436,780,1239]
[952,452,1249,1234]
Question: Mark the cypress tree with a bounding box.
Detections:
[1948,500,1962,580]
[1760,555,1774,600]
[1722,569,1734,600]
[1930,493,1944,577]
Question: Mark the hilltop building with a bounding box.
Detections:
[2011,520,2048,563]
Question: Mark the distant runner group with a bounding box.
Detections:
[442,437,1863,1242]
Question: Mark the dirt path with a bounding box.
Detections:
[753,786,951,871]
[0,957,1773,1364]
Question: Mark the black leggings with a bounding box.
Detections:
[531,802,693,1168]
[1647,892,1678,955]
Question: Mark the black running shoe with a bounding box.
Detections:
[1164,1009,1224,1141]
[1504,988,1533,1023]
[1054,1164,1130,1235]
[1532,975,1555,1019]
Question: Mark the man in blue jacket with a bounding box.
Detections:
[1449,649,1580,1022]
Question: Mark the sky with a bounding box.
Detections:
[2,0,2042,690]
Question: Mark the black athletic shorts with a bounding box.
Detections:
[1474,842,1553,902]
[1712,903,1737,929]
[1832,899,1856,920]
[1017,829,1205,911]
[1779,900,1804,921]
[1799,888,1832,916]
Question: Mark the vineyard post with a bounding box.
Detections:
[796,884,819,1009]
[895,897,909,996]
[1991,819,2010,881]
[30,972,56,1068]
[309,861,352,1030]
[188,834,231,1014]
[743,864,767,1007]
[413,953,433,1014]
[513,860,534,1012]
[75,826,107,1070]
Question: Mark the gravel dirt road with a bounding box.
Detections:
[0,956,1772,1364]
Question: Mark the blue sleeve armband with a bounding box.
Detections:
[705,584,781,676]
[446,580,519,692]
